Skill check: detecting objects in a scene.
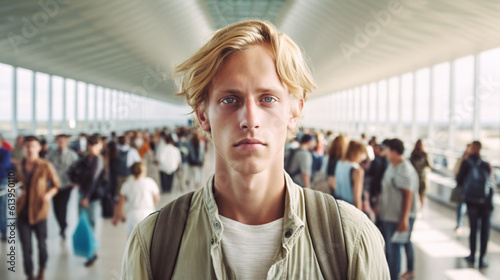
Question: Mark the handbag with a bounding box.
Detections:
[73,210,99,259]
[450,186,463,203]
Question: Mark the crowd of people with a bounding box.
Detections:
[284,129,496,279]
[0,126,207,280]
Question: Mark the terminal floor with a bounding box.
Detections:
[1,150,500,279]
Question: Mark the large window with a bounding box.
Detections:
[360,85,368,133]
[35,73,49,135]
[0,64,13,132]
[378,80,388,135]
[17,68,33,132]
[479,47,500,154]
[65,79,76,131]
[387,77,399,138]
[453,56,474,149]
[432,62,450,149]
[415,68,430,139]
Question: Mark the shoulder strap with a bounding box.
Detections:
[303,188,347,280]
[150,191,195,280]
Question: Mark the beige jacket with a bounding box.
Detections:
[121,173,389,279]
[16,158,60,225]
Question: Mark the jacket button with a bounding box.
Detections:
[214,222,221,229]
[285,229,293,238]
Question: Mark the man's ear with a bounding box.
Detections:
[196,107,211,131]
[287,98,304,130]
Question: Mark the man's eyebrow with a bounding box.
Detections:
[218,88,281,94]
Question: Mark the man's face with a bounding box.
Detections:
[386,148,397,163]
[24,140,41,159]
[198,44,302,175]
[56,137,68,150]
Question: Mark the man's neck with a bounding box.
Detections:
[392,157,403,166]
[26,156,38,164]
[214,166,286,225]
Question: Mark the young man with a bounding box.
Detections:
[379,139,418,280]
[16,136,60,280]
[47,134,78,239]
[286,133,315,188]
[122,20,389,279]
[456,141,494,268]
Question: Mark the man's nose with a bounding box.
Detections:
[239,100,261,130]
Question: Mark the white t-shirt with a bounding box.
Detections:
[219,216,283,280]
[120,177,160,234]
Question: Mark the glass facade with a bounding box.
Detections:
[0,63,190,140]
[303,47,500,169]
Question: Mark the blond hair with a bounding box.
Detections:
[174,20,316,138]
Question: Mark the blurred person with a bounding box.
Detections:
[47,134,78,240]
[1,135,12,151]
[452,143,471,233]
[110,131,117,142]
[122,20,388,279]
[457,141,494,268]
[311,131,325,180]
[176,128,191,191]
[285,134,315,188]
[70,133,88,158]
[11,135,24,167]
[365,143,388,216]
[77,135,104,267]
[38,138,49,159]
[188,130,205,190]
[115,136,141,198]
[334,141,367,210]
[135,130,153,160]
[16,136,60,280]
[327,134,350,197]
[409,139,431,209]
[0,134,11,241]
[379,139,418,280]
[112,162,160,235]
[156,133,181,193]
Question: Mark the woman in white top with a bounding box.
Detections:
[112,162,160,235]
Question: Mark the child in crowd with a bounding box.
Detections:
[113,162,160,235]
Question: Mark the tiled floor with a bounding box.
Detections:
[1,147,499,279]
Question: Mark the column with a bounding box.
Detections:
[473,54,480,140]
[411,72,417,141]
[62,79,67,132]
[428,67,435,141]
[12,67,18,137]
[397,76,403,137]
[31,72,37,134]
[48,76,53,137]
[85,84,89,131]
[74,81,78,133]
[448,61,456,149]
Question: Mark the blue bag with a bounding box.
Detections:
[73,210,99,259]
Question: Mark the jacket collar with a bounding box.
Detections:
[202,172,305,250]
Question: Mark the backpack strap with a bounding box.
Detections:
[303,188,347,280]
[150,191,195,280]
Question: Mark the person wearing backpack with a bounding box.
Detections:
[121,20,389,280]
[456,141,495,268]
[78,135,105,267]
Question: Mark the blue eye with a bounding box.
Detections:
[221,97,237,104]
[262,96,276,103]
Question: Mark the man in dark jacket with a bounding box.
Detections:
[456,141,494,268]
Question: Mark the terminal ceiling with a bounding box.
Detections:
[1,0,499,105]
